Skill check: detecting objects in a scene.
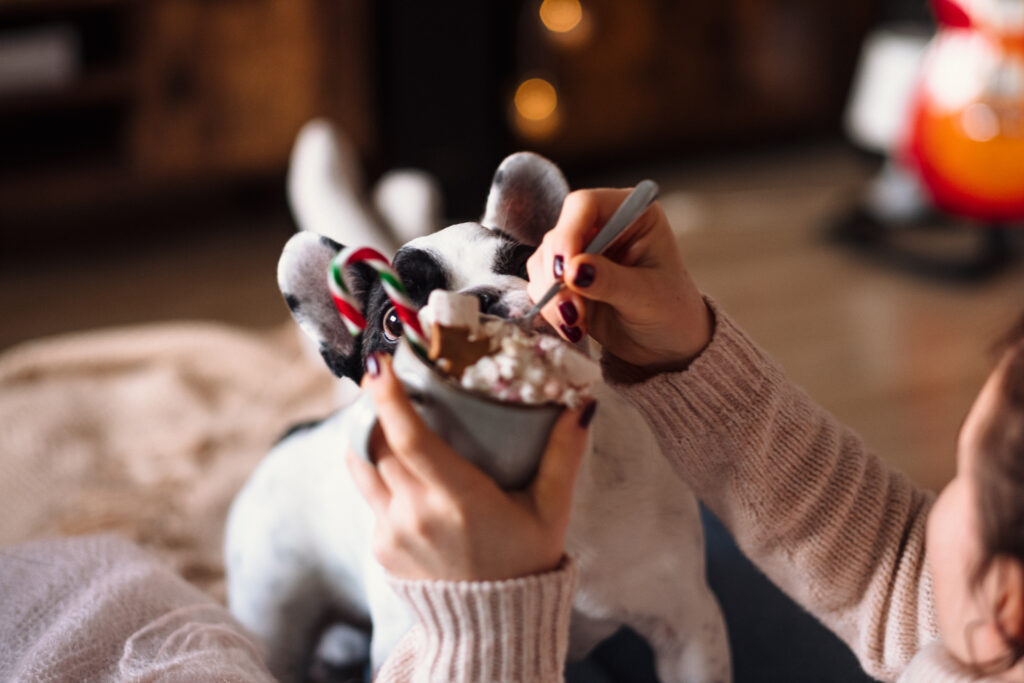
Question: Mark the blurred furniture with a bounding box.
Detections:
[512,0,878,160]
[0,0,374,224]
[378,0,879,218]
[1,0,879,228]
[829,0,1023,281]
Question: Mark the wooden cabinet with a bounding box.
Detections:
[0,0,374,219]
[509,0,878,162]
[131,0,321,177]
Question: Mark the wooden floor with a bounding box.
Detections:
[2,143,1022,491]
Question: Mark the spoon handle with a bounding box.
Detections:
[582,179,659,255]
[523,180,660,319]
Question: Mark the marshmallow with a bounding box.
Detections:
[457,322,599,408]
[419,290,480,336]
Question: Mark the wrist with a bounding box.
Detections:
[460,552,566,583]
[604,298,716,383]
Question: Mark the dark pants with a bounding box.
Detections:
[566,507,879,682]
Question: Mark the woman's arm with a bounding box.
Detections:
[607,300,940,682]
[348,354,592,681]
[528,188,940,681]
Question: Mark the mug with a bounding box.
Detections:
[347,337,564,490]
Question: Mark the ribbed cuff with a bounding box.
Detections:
[387,557,578,682]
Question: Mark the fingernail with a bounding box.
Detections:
[579,400,598,428]
[573,264,595,288]
[558,301,578,325]
[553,254,565,278]
[365,353,381,377]
[560,324,583,343]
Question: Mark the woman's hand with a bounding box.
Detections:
[526,188,713,370]
[346,354,594,582]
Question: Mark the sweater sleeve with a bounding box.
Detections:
[373,557,578,683]
[898,643,986,682]
[0,534,275,683]
[604,299,940,682]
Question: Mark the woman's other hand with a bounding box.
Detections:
[346,354,594,582]
[526,188,712,370]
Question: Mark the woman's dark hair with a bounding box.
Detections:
[968,311,1024,672]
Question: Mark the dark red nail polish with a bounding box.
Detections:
[365,353,380,377]
[553,255,565,278]
[558,301,578,325]
[579,401,598,428]
[573,264,595,288]
[560,324,583,343]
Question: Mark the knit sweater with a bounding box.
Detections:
[0,533,576,683]
[602,301,954,682]
[377,300,960,682]
[377,559,578,682]
[376,301,977,682]
[0,534,276,682]
[0,304,998,682]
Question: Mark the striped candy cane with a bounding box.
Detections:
[327,246,430,357]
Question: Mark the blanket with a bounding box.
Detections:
[0,534,275,681]
[0,321,338,601]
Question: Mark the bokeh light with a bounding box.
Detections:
[960,102,999,142]
[514,77,558,120]
[539,0,583,34]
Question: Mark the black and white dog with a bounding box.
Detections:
[225,134,730,682]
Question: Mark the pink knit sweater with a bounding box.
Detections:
[377,559,577,682]
[1,304,999,681]
[381,300,975,681]
[603,302,950,682]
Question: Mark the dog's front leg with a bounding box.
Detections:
[226,443,332,680]
[363,561,416,674]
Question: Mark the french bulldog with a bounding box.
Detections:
[225,143,731,682]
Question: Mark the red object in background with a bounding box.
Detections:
[903,0,1024,222]
[930,0,972,28]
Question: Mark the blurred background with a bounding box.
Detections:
[2,2,1024,680]
[2,0,1024,497]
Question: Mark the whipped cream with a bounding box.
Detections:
[419,292,600,408]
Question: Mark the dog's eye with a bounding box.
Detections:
[514,246,534,280]
[382,306,403,342]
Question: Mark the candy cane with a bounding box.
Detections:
[327,246,430,357]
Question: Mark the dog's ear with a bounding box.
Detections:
[481,152,569,246]
[278,232,373,379]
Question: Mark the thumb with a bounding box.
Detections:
[528,401,596,523]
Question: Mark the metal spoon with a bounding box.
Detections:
[515,179,660,328]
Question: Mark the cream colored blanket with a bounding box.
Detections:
[0,321,337,601]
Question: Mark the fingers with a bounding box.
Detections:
[552,188,637,252]
[528,401,596,524]
[561,253,649,311]
[346,452,390,515]
[528,188,661,343]
[348,424,423,513]
[525,250,581,342]
[363,354,465,487]
[535,189,633,293]
[535,289,586,343]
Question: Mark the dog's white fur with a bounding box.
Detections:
[226,123,731,682]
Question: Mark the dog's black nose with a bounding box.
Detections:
[466,288,502,315]
[475,290,498,313]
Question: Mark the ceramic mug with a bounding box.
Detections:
[347,337,564,490]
